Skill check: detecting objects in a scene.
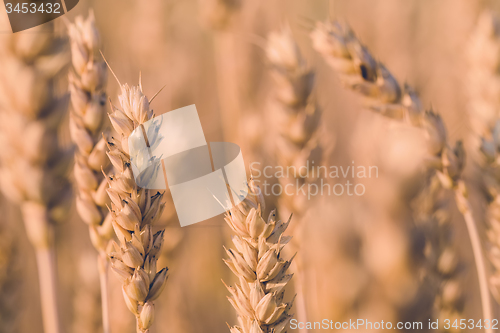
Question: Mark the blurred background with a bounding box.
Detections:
[1,0,500,332]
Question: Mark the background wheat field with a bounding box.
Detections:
[1,0,500,332]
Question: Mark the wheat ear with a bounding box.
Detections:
[266,26,322,224]
[105,81,167,333]
[412,173,465,328]
[223,178,295,333]
[265,26,322,333]
[311,21,492,331]
[468,12,500,308]
[0,24,70,333]
[67,12,113,333]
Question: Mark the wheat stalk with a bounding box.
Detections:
[311,21,491,331]
[223,178,295,333]
[202,0,243,143]
[71,254,105,333]
[0,23,70,333]
[264,26,322,333]
[67,12,113,333]
[0,223,19,333]
[105,79,168,333]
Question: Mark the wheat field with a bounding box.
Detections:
[2,0,500,332]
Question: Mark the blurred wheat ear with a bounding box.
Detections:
[0,23,71,333]
[223,179,294,333]
[467,11,500,309]
[412,173,465,327]
[310,20,492,331]
[264,26,323,333]
[265,26,322,228]
[67,11,112,333]
[105,80,168,333]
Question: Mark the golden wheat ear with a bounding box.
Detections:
[223,180,295,333]
[68,12,113,333]
[106,82,167,333]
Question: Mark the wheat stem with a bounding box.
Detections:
[36,247,62,333]
[203,0,242,142]
[455,181,493,332]
[291,259,308,333]
[98,253,111,333]
[214,33,242,141]
[0,222,19,333]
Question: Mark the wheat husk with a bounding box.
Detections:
[0,223,20,333]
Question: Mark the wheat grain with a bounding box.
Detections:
[68,12,112,333]
[71,254,104,333]
[105,80,167,333]
[223,178,294,333]
[0,23,70,333]
[311,20,490,331]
